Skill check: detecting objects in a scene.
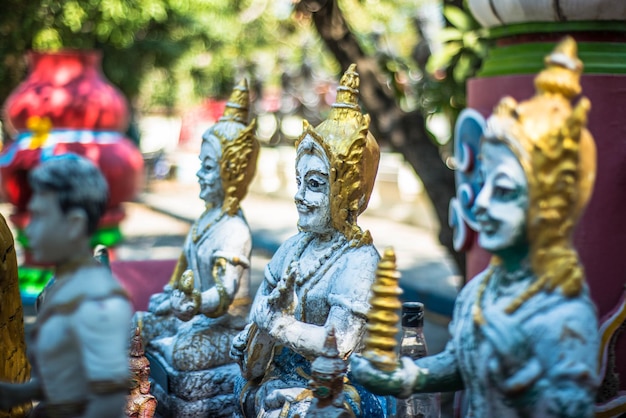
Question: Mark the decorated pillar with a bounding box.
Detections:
[449,1,626,414]
[1,50,144,301]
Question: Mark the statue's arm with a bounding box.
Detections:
[412,344,464,392]
[0,379,42,410]
[198,251,250,317]
[350,339,464,398]
[264,304,358,359]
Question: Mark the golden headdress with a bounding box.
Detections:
[296,64,380,246]
[204,79,260,216]
[481,37,596,315]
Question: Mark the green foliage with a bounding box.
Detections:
[420,4,492,120]
[0,0,334,113]
[0,0,490,125]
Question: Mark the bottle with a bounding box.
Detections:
[396,302,441,418]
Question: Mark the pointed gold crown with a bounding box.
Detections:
[207,79,260,216]
[483,37,596,311]
[296,64,380,246]
[362,247,403,372]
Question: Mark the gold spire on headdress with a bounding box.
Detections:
[296,64,380,246]
[220,79,250,124]
[362,247,403,372]
[209,79,259,216]
[481,36,596,316]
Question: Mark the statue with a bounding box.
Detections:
[0,211,31,418]
[134,80,259,416]
[231,64,384,418]
[307,327,354,418]
[0,154,132,417]
[350,37,601,417]
[126,328,157,418]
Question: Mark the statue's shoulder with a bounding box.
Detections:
[530,285,598,330]
[56,265,127,303]
[455,269,489,306]
[215,213,252,236]
[341,242,379,267]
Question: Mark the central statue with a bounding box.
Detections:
[231,64,384,418]
[134,80,259,416]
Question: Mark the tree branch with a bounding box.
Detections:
[303,0,465,275]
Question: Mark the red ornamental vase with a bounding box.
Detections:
[1,50,144,231]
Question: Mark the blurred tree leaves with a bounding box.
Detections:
[0,0,333,113]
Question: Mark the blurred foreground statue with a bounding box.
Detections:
[0,212,30,418]
[134,80,259,416]
[351,37,601,417]
[231,64,386,417]
[0,155,132,417]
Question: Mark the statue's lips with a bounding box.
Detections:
[296,203,316,214]
[477,220,497,236]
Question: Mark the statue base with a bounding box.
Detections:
[148,351,240,418]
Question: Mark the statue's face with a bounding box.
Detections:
[26,191,73,264]
[473,141,528,255]
[197,138,224,207]
[295,149,333,235]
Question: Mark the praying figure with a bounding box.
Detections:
[350,37,600,418]
[231,64,385,418]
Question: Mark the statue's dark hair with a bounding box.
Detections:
[29,154,108,235]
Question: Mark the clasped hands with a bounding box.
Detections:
[251,263,298,336]
[147,270,201,321]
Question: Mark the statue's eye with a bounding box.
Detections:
[492,185,517,200]
[309,179,320,188]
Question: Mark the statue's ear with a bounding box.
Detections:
[450,108,486,252]
[65,208,88,241]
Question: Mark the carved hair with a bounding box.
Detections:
[29,154,108,235]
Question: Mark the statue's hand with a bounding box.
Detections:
[481,307,537,383]
[170,289,200,322]
[147,293,171,315]
[230,324,252,364]
[263,387,307,411]
[267,264,297,311]
[350,355,421,399]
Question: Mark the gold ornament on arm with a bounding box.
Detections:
[362,247,403,372]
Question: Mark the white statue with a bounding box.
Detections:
[231,64,386,418]
[136,80,259,372]
[351,37,601,417]
[0,155,132,417]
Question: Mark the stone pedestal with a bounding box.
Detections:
[148,352,240,418]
